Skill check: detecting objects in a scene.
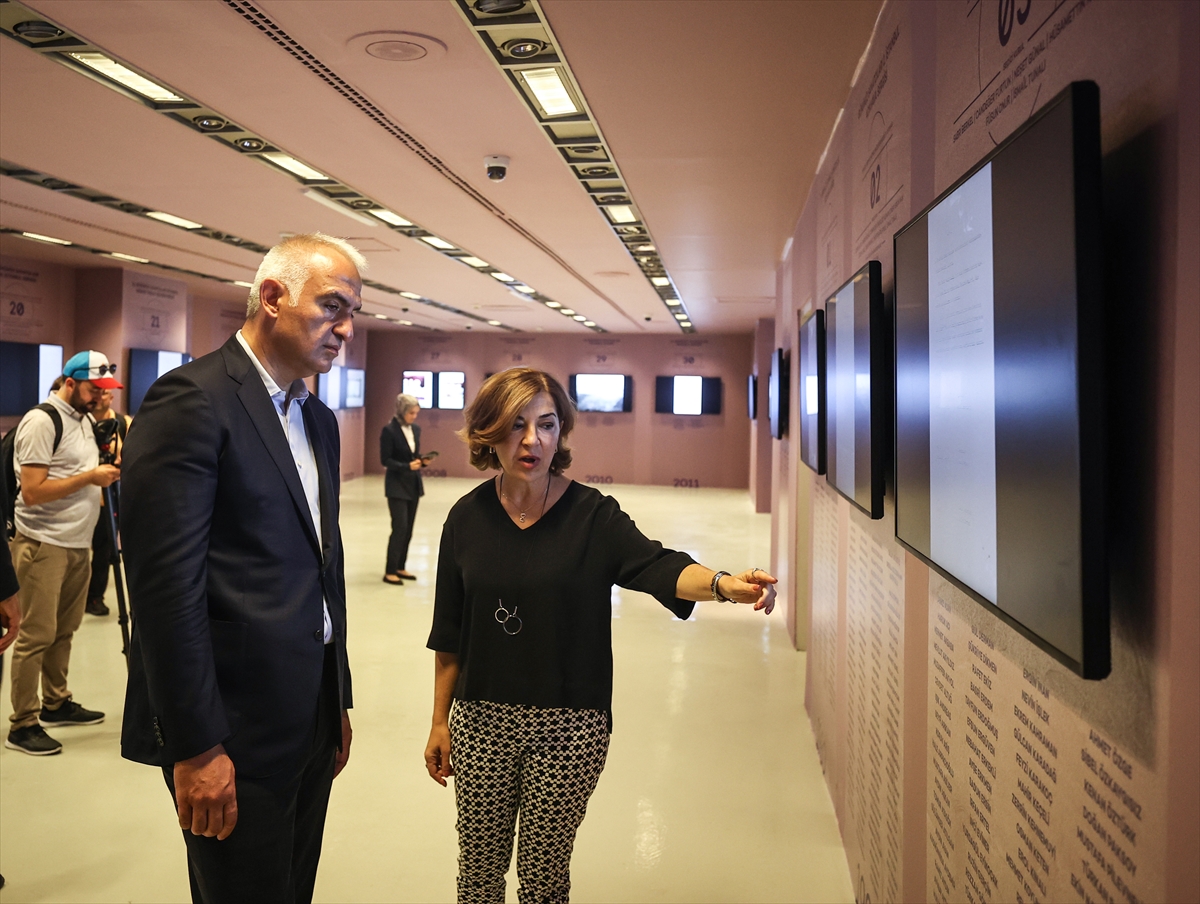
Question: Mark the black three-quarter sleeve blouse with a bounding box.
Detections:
[427,479,697,721]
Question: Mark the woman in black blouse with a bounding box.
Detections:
[424,368,775,904]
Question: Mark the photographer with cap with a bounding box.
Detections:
[4,351,122,756]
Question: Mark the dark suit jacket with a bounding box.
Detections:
[381,418,424,500]
[119,335,352,779]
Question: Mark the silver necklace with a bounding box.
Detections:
[494,473,553,635]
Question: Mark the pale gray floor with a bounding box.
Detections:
[0,476,851,903]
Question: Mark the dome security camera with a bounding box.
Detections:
[485,155,509,182]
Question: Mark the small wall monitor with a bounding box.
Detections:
[798,311,826,475]
[892,80,1106,678]
[747,374,758,420]
[0,341,62,416]
[825,261,887,518]
[570,374,632,412]
[317,365,343,410]
[128,348,191,414]
[402,370,434,409]
[653,376,722,415]
[768,349,788,440]
[437,371,466,410]
[344,368,365,409]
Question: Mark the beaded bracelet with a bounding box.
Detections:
[710,570,733,602]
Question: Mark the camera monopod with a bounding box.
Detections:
[100,483,131,667]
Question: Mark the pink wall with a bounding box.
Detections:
[364,330,753,489]
[777,2,1200,902]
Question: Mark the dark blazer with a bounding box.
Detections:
[381,418,424,500]
[119,335,352,779]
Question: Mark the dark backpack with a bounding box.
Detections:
[2,402,64,538]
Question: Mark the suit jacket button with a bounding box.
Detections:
[314,629,323,641]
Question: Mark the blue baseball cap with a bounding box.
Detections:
[63,350,123,389]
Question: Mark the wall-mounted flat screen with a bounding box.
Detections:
[128,348,191,414]
[0,341,62,416]
[768,349,788,440]
[825,261,886,518]
[402,370,434,409]
[893,80,1106,678]
[318,366,343,410]
[437,371,466,410]
[570,374,632,412]
[344,368,365,409]
[798,311,826,475]
[653,376,722,415]
[747,374,757,420]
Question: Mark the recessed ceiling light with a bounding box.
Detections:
[651,276,671,287]
[263,153,328,181]
[400,291,422,299]
[459,257,489,268]
[666,298,681,306]
[519,67,578,116]
[399,319,414,326]
[583,320,596,327]
[560,308,576,315]
[545,301,562,308]
[572,315,586,321]
[489,272,515,282]
[236,137,266,151]
[302,189,378,226]
[474,0,526,13]
[502,38,547,59]
[14,20,64,39]
[373,313,389,319]
[635,244,655,252]
[512,284,535,293]
[368,209,412,227]
[487,319,502,326]
[680,321,692,328]
[232,280,253,288]
[603,205,637,224]
[192,115,227,131]
[146,211,204,229]
[674,313,688,320]
[21,232,72,245]
[67,52,186,103]
[108,252,150,263]
[420,235,456,250]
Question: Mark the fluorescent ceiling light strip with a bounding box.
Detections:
[489,272,515,282]
[651,276,671,287]
[21,231,71,245]
[513,284,535,294]
[400,291,423,300]
[583,321,596,327]
[232,280,253,288]
[487,320,502,326]
[604,205,637,224]
[67,52,185,103]
[519,68,578,116]
[420,236,456,251]
[108,252,150,263]
[263,153,328,181]
[367,209,411,227]
[572,315,586,321]
[545,301,562,308]
[459,257,489,268]
[302,189,377,227]
[146,211,204,229]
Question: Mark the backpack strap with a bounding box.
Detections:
[33,402,64,455]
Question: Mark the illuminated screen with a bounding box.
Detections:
[437,372,466,410]
[318,365,343,410]
[893,81,1106,677]
[672,375,703,415]
[344,369,365,408]
[798,311,826,474]
[571,374,630,412]
[402,370,434,409]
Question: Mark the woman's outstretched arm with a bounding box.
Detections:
[675,565,777,610]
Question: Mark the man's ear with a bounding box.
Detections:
[258,278,288,319]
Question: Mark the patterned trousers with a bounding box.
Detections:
[450,700,610,904]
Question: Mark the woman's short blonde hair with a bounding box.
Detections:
[459,368,575,473]
[395,393,420,418]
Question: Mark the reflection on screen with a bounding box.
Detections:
[672,375,702,415]
[38,344,63,401]
[157,351,185,378]
[438,372,466,410]
[403,370,434,409]
[575,374,626,412]
[345,369,365,408]
[804,375,818,416]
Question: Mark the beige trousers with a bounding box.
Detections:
[8,531,91,729]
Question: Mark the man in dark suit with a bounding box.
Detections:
[380,393,425,583]
[120,233,365,904]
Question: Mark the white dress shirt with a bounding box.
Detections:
[400,422,416,453]
[236,331,333,644]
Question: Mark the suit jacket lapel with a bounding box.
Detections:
[223,340,322,557]
[303,400,338,564]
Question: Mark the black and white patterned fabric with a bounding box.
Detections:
[450,699,610,904]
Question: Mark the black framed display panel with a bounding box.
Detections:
[892,80,1107,679]
[824,261,887,518]
[747,374,757,420]
[569,374,633,413]
[654,376,722,415]
[798,310,827,475]
[768,348,789,440]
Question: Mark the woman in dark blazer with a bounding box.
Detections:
[381,393,425,583]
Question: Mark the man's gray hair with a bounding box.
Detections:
[396,393,420,418]
[245,233,368,317]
